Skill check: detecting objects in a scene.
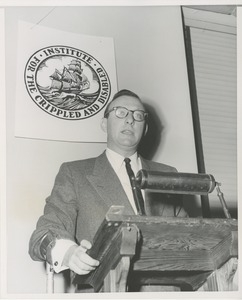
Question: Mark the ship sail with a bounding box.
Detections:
[49,60,90,93]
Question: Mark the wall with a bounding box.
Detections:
[4,6,197,294]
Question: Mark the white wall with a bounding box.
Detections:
[4,6,197,294]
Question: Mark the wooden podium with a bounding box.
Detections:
[73,206,238,292]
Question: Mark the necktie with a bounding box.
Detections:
[124,158,146,215]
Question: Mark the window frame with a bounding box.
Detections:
[182,6,237,218]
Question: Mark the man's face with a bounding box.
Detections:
[102,95,147,156]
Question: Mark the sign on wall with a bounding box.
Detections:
[15,21,117,142]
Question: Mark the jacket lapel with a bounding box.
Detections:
[140,157,153,215]
[87,152,135,215]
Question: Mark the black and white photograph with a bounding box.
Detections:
[0,1,241,299]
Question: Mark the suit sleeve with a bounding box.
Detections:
[29,163,79,264]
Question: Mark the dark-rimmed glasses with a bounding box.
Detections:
[104,106,148,122]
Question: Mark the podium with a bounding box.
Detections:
[73,205,238,292]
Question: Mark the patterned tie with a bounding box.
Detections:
[124,158,146,215]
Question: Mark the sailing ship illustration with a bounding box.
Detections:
[50,59,90,94]
[37,57,101,110]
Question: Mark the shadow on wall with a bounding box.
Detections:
[138,101,202,218]
[138,103,163,160]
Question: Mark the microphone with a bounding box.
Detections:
[136,170,231,219]
[135,169,216,195]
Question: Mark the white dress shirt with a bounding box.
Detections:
[105,148,144,214]
[51,149,143,272]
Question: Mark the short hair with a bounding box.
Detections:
[103,89,142,117]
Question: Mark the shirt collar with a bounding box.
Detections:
[106,148,139,173]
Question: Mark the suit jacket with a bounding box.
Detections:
[29,151,187,263]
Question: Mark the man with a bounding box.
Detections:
[29,89,187,290]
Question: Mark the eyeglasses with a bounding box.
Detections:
[104,106,148,122]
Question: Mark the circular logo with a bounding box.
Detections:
[24,46,111,120]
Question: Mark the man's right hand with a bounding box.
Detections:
[63,239,100,275]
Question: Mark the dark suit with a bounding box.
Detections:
[29,151,187,264]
